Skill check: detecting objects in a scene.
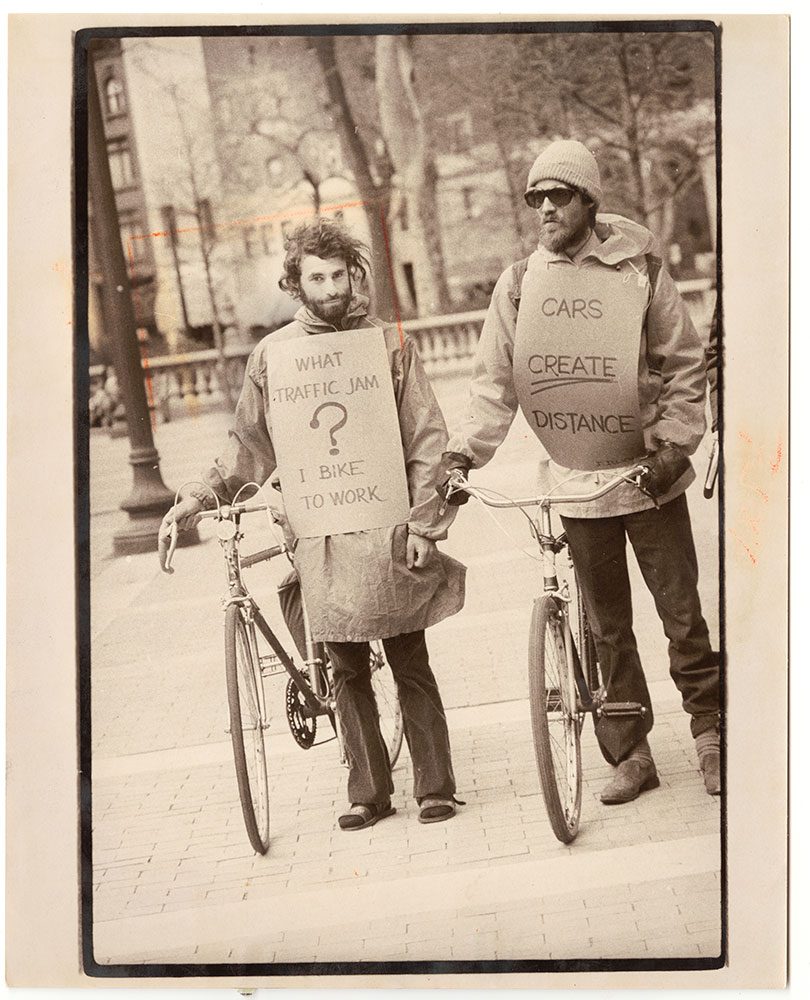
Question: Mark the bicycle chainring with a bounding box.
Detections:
[285,678,316,749]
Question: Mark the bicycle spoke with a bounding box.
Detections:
[225,606,270,854]
[529,595,583,843]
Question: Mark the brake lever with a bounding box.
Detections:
[631,466,660,509]
[703,439,720,499]
[165,521,179,572]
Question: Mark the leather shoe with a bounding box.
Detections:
[600,757,660,805]
[700,751,721,795]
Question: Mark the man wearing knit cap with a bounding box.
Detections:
[439,139,721,804]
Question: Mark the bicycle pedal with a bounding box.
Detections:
[598,701,647,718]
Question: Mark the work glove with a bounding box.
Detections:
[639,442,691,499]
[435,451,473,506]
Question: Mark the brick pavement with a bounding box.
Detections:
[88,373,722,970]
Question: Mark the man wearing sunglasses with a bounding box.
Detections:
[439,139,721,804]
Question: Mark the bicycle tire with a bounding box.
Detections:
[224,604,270,855]
[528,594,583,844]
[369,641,405,767]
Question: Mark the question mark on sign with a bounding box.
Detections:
[310,401,349,455]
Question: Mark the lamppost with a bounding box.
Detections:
[87,52,198,556]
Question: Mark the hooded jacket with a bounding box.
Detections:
[198,295,465,642]
[447,214,708,517]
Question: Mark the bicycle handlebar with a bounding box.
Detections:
[161,497,284,574]
[444,464,650,510]
[240,544,285,568]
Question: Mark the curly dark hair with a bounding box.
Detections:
[278,218,370,299]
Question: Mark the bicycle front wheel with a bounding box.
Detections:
[225,604,270,855]
[528,594,583,844]
[369,641,404,767]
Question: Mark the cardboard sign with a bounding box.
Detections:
[513,262,648,470]
[266,328,410,538]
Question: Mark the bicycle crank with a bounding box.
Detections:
[285,678,317,748]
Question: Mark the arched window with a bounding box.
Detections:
[105,76,125,115]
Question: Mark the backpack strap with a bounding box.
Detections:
[507,256,530,311]
[645,252,662,298]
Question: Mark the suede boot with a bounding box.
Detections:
[600,737,660,805]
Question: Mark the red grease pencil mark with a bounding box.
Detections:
[727,529,757,565]
[379,205,405,354]
[730,429,784,565]
[127,202,408,424]
[771,439,783,475]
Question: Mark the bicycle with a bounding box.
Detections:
[163,484,404,855]
[444,465,651,844]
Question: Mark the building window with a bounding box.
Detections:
[243,225,260,259]
[119,218,145,260]
[260,223,275,255]
[399,196,409,232]
[105,76,125,115]
[107,140,135,189]
[161,205,179,248]
[402,262,417,311]
[446,112,473,154]
[462,186,478,220]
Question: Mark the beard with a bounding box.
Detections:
[538,216,591,254]
[300,287,352,325]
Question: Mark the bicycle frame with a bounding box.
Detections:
[444,466,652,842]
[199,502,338,728]
[447,466,650,710]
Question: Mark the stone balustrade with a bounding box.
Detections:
[89,278,715,424]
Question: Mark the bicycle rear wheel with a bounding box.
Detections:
[224,604,270,855]
[369,641,404,767]
[528,594,583,843]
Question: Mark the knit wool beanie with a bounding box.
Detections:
[525,140,603,207]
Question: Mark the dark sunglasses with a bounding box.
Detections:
[525,187,577,209]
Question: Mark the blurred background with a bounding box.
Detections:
[87,27,717,428]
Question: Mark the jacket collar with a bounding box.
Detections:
[534,213,655,268]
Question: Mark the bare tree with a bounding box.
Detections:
[308,35,398,322]
[164,83,234,406]
[414,30,715,257]
[375,35,453,315]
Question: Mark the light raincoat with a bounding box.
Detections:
[199,296,466,642]
[447,214,708,518]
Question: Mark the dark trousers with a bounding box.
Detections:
[277,574,455,805]
[562,493,720,765]
[277,570,315,661]
[327,632,456,806]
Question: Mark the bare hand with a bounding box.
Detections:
[158,496,203,573]
[406,533,436,570]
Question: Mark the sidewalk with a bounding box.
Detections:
[88,374,722,969]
